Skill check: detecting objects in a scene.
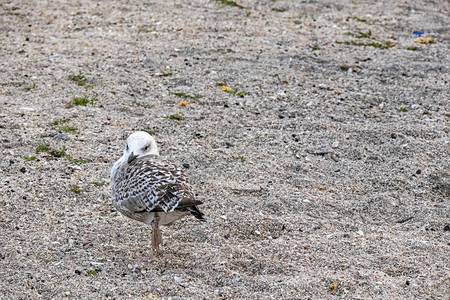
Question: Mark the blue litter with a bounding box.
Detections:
[413,31,424,37]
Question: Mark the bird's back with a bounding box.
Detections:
[111,154,204,225]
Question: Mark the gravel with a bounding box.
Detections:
[0,0,449,299]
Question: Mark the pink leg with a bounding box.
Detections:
[151,215,162,254]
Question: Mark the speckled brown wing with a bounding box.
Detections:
[113,154,203,218]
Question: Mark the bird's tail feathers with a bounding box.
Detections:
[188,206,206,222]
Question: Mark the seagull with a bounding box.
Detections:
[110,131,205,255]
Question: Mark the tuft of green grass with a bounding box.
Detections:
[214,0,244,9]
[91,181,106,187]
[73,159,90,164]
[373,41,395,49]
[69,73,88,86]
[87,270,98,276]
[239,155,247,162]
[166,114,183,120]
[171,92,203,100]
[89,93,98,104]
[24,156,37,161]
[70,186,82,194]
[53,119,68,126]
[355,31,371,39]
[73,97,90,106]
[133,101,153,109]
[66,156,91,164]
[36,145,49,153]
[61,125,77,134]
[50,146,66,158]
[398,107,408,112]
[72,94,98,106]
[141,129,158,136]
[351,16,367,23]
[23,82,37,91]
[54,119,77,134]
[367,42,384,48]
[335,40,395,49]
[406,47,418,51]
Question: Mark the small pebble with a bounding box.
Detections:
[390,133,397,139]
[19,107,35,114]
[182,163,190,169]
[443,225,450,232]
[20,167,26,173]
[50,133,67,140]
[416,169,421,175]
[224,233,230,239]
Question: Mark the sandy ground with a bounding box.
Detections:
[0,0,449,299]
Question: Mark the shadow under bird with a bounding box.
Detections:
[111,131,205,255]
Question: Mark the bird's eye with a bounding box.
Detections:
[126,144,129,151]
[143,145,149,151]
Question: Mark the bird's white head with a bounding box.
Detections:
[123,131,159,162]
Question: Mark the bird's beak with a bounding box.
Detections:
[127,151,138,164]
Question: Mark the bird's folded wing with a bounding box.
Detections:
[116,156,198,214]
